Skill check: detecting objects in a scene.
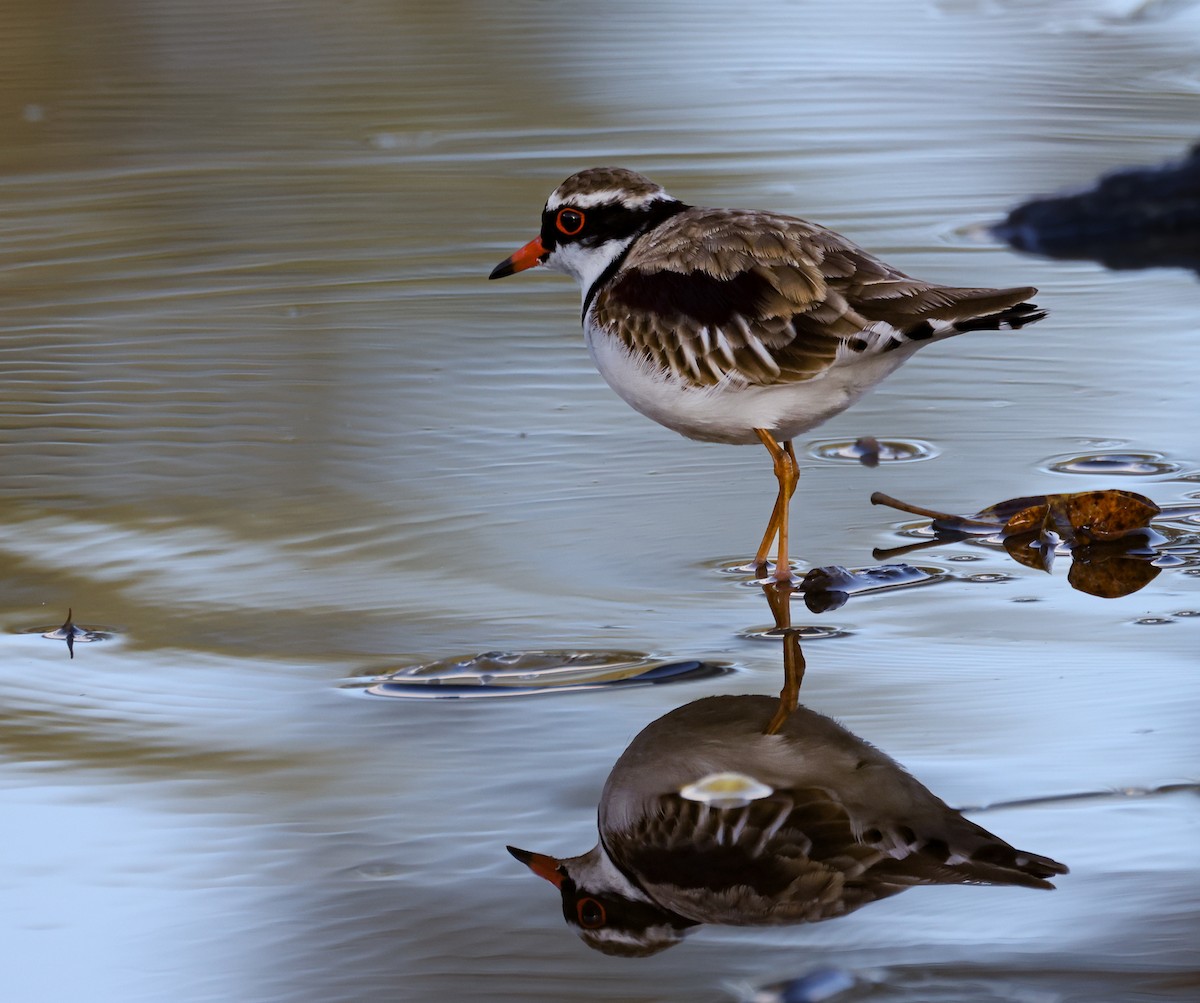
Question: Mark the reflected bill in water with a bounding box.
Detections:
[507,693,1067,957]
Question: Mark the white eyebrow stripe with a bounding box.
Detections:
[546,188,667,211]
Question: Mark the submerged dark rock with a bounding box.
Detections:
[993,144,1200,274]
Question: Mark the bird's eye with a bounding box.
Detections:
[576,897,606,929]
[556,208,585,236]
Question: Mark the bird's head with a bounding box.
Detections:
[506,843,697,957]
[488,167,687,294]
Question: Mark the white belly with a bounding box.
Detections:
[584,325,912,446]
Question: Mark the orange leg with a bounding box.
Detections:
[752,431,799,581]
[761,579,807,735]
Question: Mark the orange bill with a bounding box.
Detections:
[489,236,547,279]
[506,845,564,887]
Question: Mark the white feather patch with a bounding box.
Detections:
[546,188,667,211]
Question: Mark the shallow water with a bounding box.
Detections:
[2,1,1198,1001]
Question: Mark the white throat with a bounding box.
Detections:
[544,237,635,303]
[566,844,653,902]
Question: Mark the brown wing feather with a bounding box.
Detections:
[609,783,1063,925]
[591,207,1041,389]
[609,789,883,924]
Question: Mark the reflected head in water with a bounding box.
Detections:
[509,695,1067,956]
[506,845,697,957]
[490,167,1045,582]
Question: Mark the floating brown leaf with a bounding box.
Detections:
[872,489,1160,542]
[1002,490,1159,543]
[1068,555,1161,599]
[1004,532,1057,573]
[972,495,1052,526]
[872,488,1167,599]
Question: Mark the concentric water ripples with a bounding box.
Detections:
[808,437,939,465]
[27,613,115,653]
[1044,450,1185,477]
[738,623,852,641]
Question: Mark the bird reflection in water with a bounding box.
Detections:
[508,582,1067,957]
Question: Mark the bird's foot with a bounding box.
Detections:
[753,559,800,585]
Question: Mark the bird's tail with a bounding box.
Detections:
[950,297,1047,333]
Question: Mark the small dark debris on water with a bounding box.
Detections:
[992,143,1200,274]
[801,583,850,613]
[799,563,940,613]
[40,608,110,658]
[44,608,80,658]
[852,436,880,467]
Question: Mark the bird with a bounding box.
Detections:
[508,694,1068,957]
[489,168,1045,580]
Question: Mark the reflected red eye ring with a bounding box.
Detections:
[576,897,606,929]
[556,208,585,235]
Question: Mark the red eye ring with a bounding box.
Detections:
[576,897,606,929]
[556,208,585,236]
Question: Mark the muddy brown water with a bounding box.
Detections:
[2,2,1198,1001]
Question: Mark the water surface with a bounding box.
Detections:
[2,1,1198,1001]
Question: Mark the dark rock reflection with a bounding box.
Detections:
[993,144,1200,275]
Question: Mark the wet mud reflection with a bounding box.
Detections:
[508,584,1067,956]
